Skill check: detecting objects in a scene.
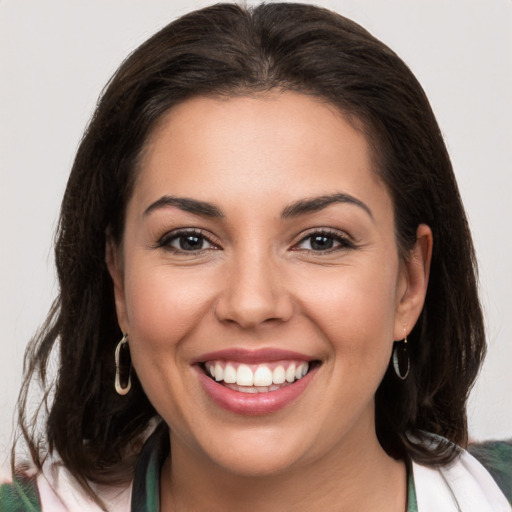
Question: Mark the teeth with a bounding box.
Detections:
[253,366,273,386]
[272,365,286,384]
[237,385,258,394]
[224,383,280,394]
[206,360,312,388]
[224,364,237,384]
[285,364,296,383]
[295,363,309,380]
[236,364,254,386]
[214,362,223,381]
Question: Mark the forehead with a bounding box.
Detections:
[131,92,390,218]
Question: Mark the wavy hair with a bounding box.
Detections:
[16,2,485,494]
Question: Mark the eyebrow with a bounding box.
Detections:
[143,196,224,218]
[143,192,372,221]
[281,193,373,220]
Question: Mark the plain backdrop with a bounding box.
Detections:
[1,0,511,465]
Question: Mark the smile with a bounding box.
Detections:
[194,349,319,415]
[204,360,310,392]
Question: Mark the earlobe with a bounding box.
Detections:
[105,238,129,332]
[394,224,433,340]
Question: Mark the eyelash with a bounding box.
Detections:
[156,228,355,254]
[156,229,219,254]
[292,229,355,253]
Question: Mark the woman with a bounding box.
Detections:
[1,3,510,511]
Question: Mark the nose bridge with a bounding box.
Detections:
[215,242,292,328]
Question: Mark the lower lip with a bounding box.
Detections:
[195,365,317,415]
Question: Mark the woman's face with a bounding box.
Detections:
[108,92,430,477]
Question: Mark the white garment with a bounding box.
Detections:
[36,462,131,512]
[413,449,511,512]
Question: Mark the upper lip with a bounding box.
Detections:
[193,348,316,365]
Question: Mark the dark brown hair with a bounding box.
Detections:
[16,1,485,492]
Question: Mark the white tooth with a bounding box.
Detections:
[208,364,215,378]
[239,385,257,393]
[214,362,224,381]
[254,366,273,386]
[269,384,280,391]
[224,364,237,384]
[257,386,269,393]
[236,364,254,386]
[295,364,305,380]
[301,363,309,377]
[286,363,296,383]
[272,365,286,384]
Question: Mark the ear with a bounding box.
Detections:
[105,237,129,333]
[394,224,433,340]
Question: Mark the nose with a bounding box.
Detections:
[214,248,293,329]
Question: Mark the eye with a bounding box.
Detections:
[158,230,218,252]
[294,230,354,252]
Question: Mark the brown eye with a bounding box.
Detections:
[309,234,335,251]
[159,230,217,252]
[174,234,207,251]
[295,230,354,252]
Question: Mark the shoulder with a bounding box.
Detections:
[0,463,131,512]
[0,425,164,512]
[468,439,512,504]
[411,434,511,511]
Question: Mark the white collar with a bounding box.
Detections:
[412,449,511,511]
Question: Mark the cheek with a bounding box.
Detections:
[123,263,215,357]
[120,262,219,423]
[294,259,399,360]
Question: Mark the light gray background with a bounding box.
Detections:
[1,0,511,466]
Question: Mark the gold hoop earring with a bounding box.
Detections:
[392,333,410,380]
[115,333,132,395]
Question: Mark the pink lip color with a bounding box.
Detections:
[194,365,317,415]
[193,347,313,365]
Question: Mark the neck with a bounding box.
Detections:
[160,422,407,512]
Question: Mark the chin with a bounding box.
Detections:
[210,446,305,478]
[184,423,315,478]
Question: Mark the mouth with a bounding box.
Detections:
[193,350,321,415]
[200,359,319,393]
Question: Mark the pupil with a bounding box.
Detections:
[180,235,202,250]
[311,235,333,250]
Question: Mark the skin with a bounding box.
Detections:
[107,91,432,511]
